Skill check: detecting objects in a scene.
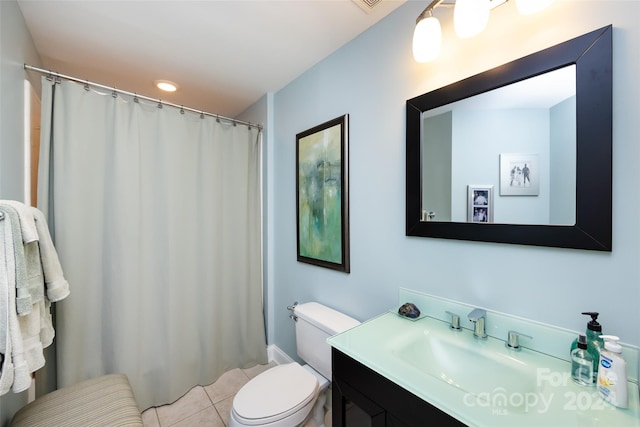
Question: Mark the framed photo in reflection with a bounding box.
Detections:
[468,185,493,223]
[500,153,539,196]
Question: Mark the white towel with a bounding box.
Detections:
[0,202,45,316]
[0,204,69,395]
[0,201,38,243]
[0,206,32,316]
[31,207,70,302]
[0,212,16,395]
[0,209,31,394]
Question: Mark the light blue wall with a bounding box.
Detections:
[422,112,452,222]
[0,1,42,423]
[550,96,577,225]
[267,1,640,363]
[452,108,549,223]
[0,0,41,201]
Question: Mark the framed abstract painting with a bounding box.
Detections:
[296,115,350,273]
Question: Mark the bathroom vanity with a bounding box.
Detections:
[332,348,464,426]
[328,290,640,427]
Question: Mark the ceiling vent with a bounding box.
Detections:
[352,0,383,13]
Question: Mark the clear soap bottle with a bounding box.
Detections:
[571,334,594,386]
[570,311,604,383]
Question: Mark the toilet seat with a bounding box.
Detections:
[232,363,319,426]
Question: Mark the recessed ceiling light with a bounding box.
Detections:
[154,80,178,92]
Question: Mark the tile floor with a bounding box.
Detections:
[140,362,331,427]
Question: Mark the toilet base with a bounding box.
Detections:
[308,388,326,427]
[302,365,329,427]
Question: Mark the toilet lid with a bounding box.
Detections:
[233,363,319,425]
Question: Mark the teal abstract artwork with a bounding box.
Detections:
[296,115,349,272]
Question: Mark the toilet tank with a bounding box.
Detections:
[293,302,360,380]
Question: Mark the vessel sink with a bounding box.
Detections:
[390,317,546,410]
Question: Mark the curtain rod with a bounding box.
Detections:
[24,64,263,131]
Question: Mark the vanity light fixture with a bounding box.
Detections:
[154,80,178,92]
[453,0,490,39]
[412,7,442,63]
[412,0,554,63]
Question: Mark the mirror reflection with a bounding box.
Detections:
[421,65,576,226]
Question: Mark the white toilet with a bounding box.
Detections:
[229,302,360,427]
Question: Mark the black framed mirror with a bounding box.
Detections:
[406,25,612,251]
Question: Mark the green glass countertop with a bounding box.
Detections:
[328,311,640,427]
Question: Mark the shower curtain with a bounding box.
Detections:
[37,78,267,409]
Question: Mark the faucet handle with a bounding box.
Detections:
[445,311,461,331]
[506,330,532,350]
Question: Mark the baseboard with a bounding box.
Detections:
[267,344,295,365]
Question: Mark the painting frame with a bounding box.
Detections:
[296,114,350,273]
[468,185,494,223]
[500,153,539,196]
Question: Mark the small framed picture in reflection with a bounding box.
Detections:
[500,153,539,196]
[468,185,494,223]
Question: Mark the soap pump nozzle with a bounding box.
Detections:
[600,335,622,353]
[577,333,588,350]
[581,312,602,332]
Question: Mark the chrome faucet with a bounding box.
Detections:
[468,308,487,339]
[445,311,461,331]
[506,330,532,351]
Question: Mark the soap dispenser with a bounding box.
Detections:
[570,312,604,382]
[571,334,594,386]
[597,335,628,408]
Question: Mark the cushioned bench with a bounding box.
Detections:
[11,374,143,427]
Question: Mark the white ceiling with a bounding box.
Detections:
[17,0,406,118]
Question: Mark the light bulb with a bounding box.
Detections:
[454,0,490,39]
[154,80,178,92]
[413,16,442,63]
[515,0,554,15]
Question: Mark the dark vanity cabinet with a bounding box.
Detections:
[332,348,466,427]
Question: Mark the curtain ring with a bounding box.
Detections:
[180,106,185,115]
[200,112,205,119]
[157,100,163,109]
[216,116,220,123]
[46,71,53,82]
[112,88,118,98]
[84,80,90,91]
[133,93,139,103]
